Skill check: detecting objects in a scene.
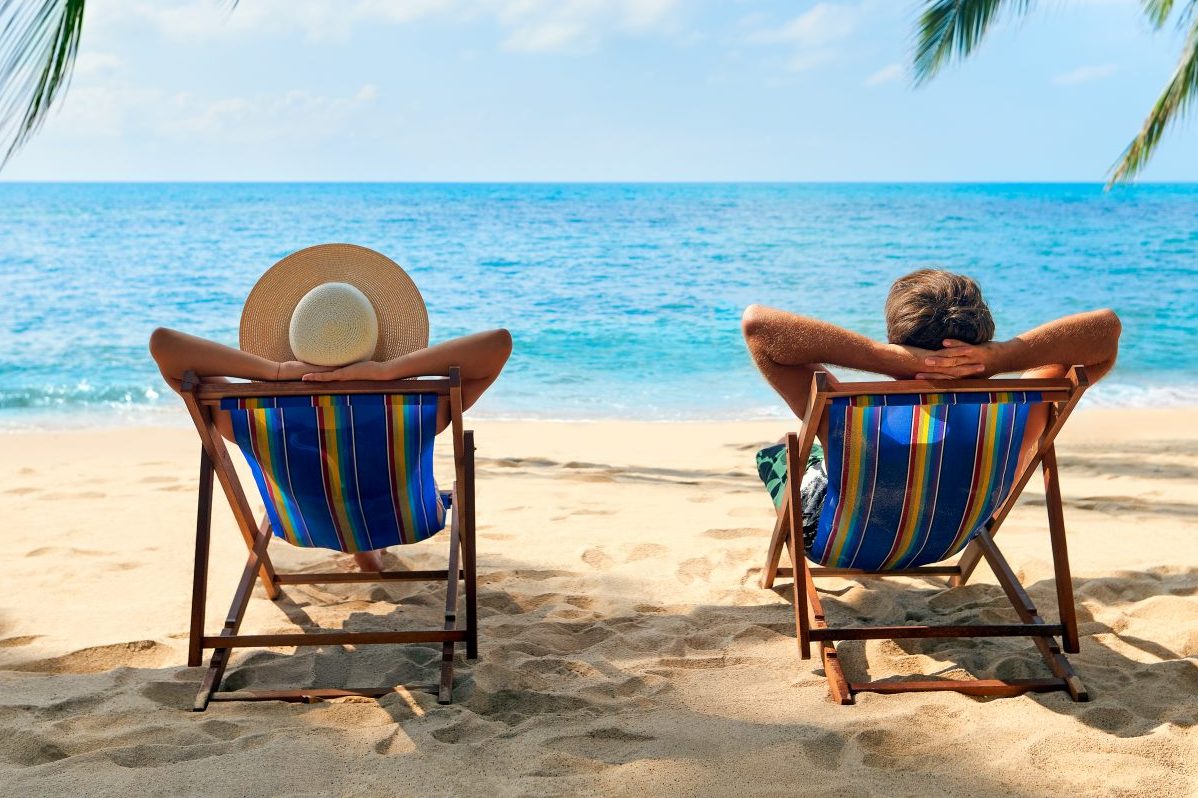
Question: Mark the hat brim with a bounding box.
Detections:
[240,243,429,364]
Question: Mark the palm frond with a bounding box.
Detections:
[1109,16,1198,184]
[1143,0,1176,29]
[0,0,86,166]
[913,0,1032,84]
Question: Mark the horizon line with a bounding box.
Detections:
[2,179,1197,186]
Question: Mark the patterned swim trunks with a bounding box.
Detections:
[755,441,828,551]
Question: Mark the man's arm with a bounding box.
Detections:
[918,309,1121,382]
[741,305,931,418]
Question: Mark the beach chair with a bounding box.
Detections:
[179,368,477,711]
[760,368,1090,704]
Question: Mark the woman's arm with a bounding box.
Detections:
[149,327,326,387]
[918,309,1121,381]
[302,328,514,413]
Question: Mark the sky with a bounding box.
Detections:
[4,0,1198,182]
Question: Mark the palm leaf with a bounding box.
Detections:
[1109,16,1198,184]
[0,0,86,165]
[913,0,1032,84]
[1143,0,1175,28]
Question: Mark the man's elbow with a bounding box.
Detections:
[1096,308,1122,347]
[741,304,768,341]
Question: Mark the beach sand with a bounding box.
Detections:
[0,409,1195,797]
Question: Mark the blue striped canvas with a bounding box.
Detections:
[220,393,446,552]
[811,391,1040,570]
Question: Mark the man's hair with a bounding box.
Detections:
[885,269,995,350]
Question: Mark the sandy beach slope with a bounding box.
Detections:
[0,408,1195,797]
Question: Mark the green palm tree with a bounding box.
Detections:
[0,0,85,165]
[915,0,1198,185]
[2,1,1196,182]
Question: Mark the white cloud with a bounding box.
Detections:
[750,2,861,47]
[502,20,591,53]
[744,1,874,73]
[73,51,123,76]
[43,81,379,144]
[87,0,681,50]
[495,0,682,54]
[162,84,380,140]
[864,62,903,87]
[1052,63,1117,86]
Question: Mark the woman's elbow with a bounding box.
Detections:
[148,327,178,362]
[495,328,512,351]
[490,328,513,363]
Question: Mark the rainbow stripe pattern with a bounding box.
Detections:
[812,391,1039,570]
[221,393,446,552]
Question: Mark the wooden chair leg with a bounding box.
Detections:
[195,521,273,711]
[804,569,852,704]
[1041,447,1081,654]
[976,532,1088,701]
[463,432,478,661]
[761,501,789,589]
[438,509,462,704]
[189,448,214,668]
[952,538,984,587]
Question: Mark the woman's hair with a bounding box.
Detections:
[885,269,995,350]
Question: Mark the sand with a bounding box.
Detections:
[0,408,1195,797]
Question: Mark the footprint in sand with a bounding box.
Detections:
[543,727,657,765]
[625,543,668,562]
[483,532,515,541]
[727,506,769,518]
[582,547,613,569]
[702,527,760,540]
[0,635,40,648]
[677,557,712,584]
[26,545,105,558]
[3,732,70,766]
[429,716,504,745]
[17,639,172,674]
[42,490,105,500]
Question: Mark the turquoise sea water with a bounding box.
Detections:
[1,182,1195,425]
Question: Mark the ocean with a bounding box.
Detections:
[1,182,1194,426]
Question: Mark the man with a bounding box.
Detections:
[742,268,1121,546]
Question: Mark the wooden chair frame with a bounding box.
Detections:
[180,367,478,711]
[760,367,1091,704]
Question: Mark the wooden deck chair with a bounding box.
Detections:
[179,367,477,711]
[760,367,1090,704]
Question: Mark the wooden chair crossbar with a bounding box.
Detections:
[181,368,478,711]
[760,367,1091,704]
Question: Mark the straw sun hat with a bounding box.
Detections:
[239,243,429,367]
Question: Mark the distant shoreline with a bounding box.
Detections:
[1,400,1194,433]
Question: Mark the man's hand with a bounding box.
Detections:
[915,339,1008,380]
[301,360,391,382]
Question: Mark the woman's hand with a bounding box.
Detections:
[276,361,336,380]
[915,339,1009,380]
[301,360,391,382]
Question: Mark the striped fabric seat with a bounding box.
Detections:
[811,391,1039,571]
[221,393,446,552]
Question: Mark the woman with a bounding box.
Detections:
[150,244,512,572]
